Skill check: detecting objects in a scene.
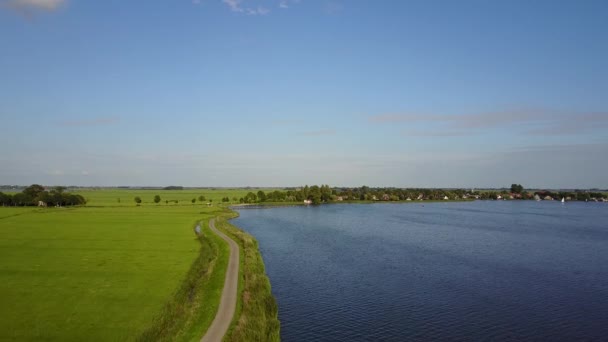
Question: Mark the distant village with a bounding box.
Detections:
[236,184,608,205]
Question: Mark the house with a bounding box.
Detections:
[443,196,449,200]
[336,196,344,201]
[544,196,553,201]
[38,201,47,207]
[497,195,502,200]
[303,199,312,205]
[534,194,541,201]
[406,197,412,201]
[417,194,424,200]
[372,195,378,201]
[382,194,390,201]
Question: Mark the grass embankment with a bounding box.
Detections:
[215,209,280,342]
[137,219,229,341]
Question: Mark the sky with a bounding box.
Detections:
[0,0,607,188]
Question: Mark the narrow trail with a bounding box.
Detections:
[201,218,240,342]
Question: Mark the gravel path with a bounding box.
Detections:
[201,218,240,342]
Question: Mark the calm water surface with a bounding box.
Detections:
[233,201,608,341]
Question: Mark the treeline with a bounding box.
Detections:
[237,185,473,205]
[0,184,86,207]
[237,184,607,205]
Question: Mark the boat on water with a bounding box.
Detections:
[561,197,565,203]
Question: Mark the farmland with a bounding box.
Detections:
[0,188,268,341]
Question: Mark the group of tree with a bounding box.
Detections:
[133,194,218,206]
[0,184,86,207]
[235,185,607,205]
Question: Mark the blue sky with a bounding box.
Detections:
[1,0,607,188]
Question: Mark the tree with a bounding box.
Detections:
[134,196,142,205]
[510,184,524,194]
[165,200,169,204]
[154,195,161,204]
[198,195,206,202]
[257,190,267,202]
[23,184,45,203]
[192,198,196,204]
[232,196,238,202]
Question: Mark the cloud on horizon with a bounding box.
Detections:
[56,116,120,127]
[299,129,336,136]
[369,110,608,137]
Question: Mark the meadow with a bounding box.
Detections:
[0,188,276,341]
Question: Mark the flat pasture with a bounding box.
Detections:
[0,204,223,341]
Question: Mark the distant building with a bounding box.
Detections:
[544,196,553,201]
[382,194,390,201]
[443,196,449,200]
[303,199,312,205]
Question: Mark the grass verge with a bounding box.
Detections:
[137,220,230,341]
[215,209,280,342]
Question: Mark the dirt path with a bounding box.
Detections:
[201,218,240,342]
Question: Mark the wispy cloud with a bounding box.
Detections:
[300,129,336,136]
[246,6,269,15]
[401,130,471,137]
[222,0,243,12]
[4,0,64,12]
[279,0,300,9]
[369,110,608,137]
[221,0,269,15]
[56,116,120,127]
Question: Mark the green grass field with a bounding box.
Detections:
[0,188,262,341]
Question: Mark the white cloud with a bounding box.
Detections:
[246,6,269,15]
[221,0,271,15]
[6,0,64,11]
[278,0,300,9]
[222,0,243,12]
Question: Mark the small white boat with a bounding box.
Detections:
[561,197,565,203]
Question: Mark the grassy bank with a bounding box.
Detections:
[215,209,280,341]
[137,219,229,341]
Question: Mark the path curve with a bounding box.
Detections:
[201,218,240,342]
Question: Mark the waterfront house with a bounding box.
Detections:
[544,196,553,201]
[303,199,312,205]
[382,194,390,201]
[443,196,449,200]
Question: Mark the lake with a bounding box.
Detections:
[233,201,608,341]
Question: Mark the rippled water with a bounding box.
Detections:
[233,201,608,341]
